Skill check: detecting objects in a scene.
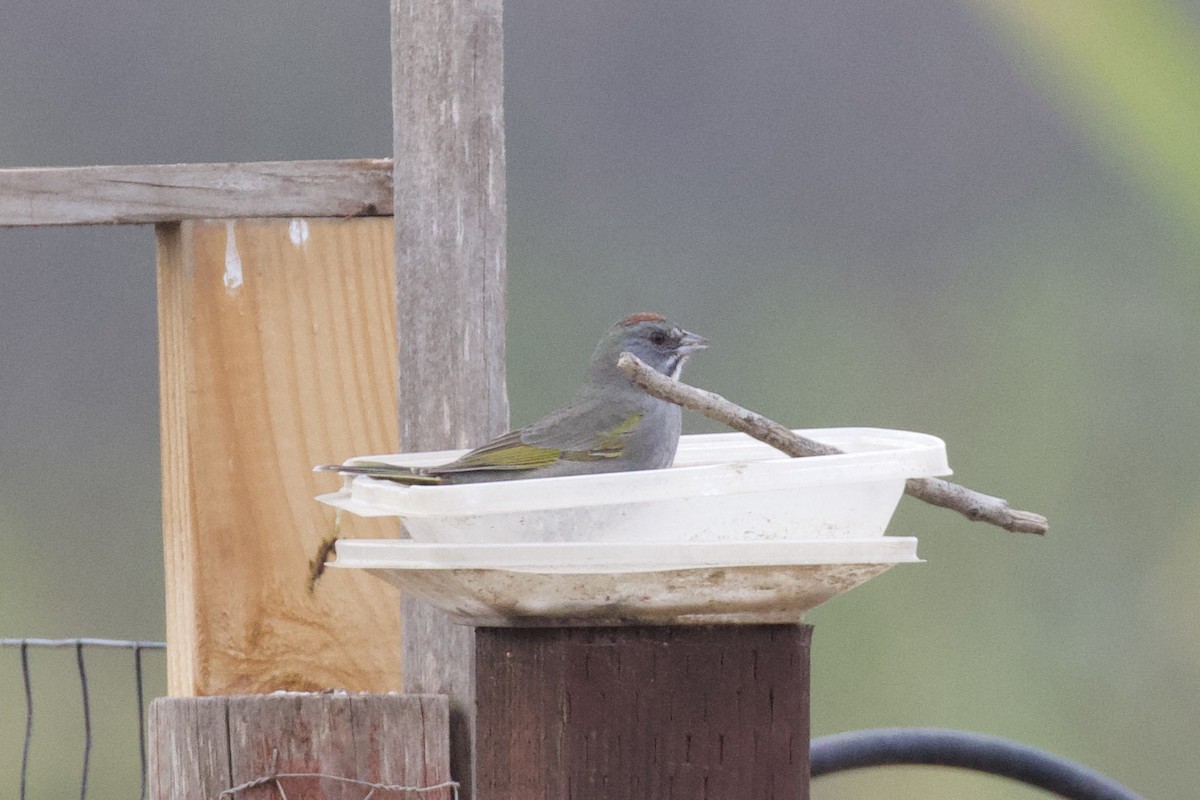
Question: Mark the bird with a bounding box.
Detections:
[316,313,708,484]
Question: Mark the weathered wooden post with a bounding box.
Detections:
[390,0,509,796]
[148,693,452,800]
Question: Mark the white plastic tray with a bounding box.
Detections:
[330,537,921,626]
[318,428,949,544]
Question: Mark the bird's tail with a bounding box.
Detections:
[313,461,443,485]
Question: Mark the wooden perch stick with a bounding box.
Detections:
[618,353,1048,535]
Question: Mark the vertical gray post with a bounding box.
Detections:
[391,0,509,797]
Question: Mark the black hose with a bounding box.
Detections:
[811,728,1142,800]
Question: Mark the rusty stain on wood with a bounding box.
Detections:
[158,218,401,697]
[475,625,813,800]
[0,159,392,227]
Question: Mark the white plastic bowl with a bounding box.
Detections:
[329,537,921,626]
[318,427,949,544]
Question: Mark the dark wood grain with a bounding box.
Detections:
[476,626,813,800]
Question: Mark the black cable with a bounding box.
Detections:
[19,642,33,800]
[811,728,1142,800]
[134,644,148,800]
[76,642,92,800]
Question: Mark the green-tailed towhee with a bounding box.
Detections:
[316,313,707,484]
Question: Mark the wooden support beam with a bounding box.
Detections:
[148,693,452,800]
[158,217,401,696]
[391,0,509,796]
[0,159,392,227]
[391,0,508,444]
[475,626,813,800]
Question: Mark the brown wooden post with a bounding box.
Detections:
[148,694,451,800]
[475,626,812,800]
[391,0,509,795]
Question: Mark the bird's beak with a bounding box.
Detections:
[676,329,709,356]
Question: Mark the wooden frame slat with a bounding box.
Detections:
[0,158,392,227]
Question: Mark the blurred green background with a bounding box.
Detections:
[2,1,1198,797]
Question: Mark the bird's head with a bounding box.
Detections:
[590,312,708,382]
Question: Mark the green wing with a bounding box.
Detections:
[448,433,564,470]
[314,460,444,484]
[433,412,643,474]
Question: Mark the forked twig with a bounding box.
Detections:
[618,352,1048,535]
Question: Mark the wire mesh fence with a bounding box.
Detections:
[2,638,165,800]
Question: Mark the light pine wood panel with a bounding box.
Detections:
[0,159,391,227]
[157,218,401,697]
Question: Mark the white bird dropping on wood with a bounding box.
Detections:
[223,220,243,293]
[288,217,310,246]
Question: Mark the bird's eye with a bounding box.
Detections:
[649,331,668,346]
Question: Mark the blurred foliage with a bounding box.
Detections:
[3,1,1200,798]
[976,0,1200,246]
